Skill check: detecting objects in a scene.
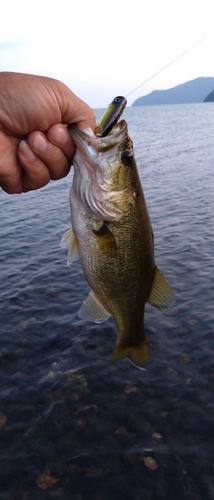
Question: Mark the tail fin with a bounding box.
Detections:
[111,337,148,367]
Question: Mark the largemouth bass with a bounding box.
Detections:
[61,115,173,367]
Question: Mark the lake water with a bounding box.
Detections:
[0,103,214,500]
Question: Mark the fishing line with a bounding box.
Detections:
[125,29,214,98]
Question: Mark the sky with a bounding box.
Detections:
[0,0,213,108]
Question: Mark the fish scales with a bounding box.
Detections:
[61,119,173,367]
[73,195,153,337]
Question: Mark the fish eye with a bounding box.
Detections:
[121,149,133,166]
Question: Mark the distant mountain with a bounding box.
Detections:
[132,77,214,106]
[204,89,214,102]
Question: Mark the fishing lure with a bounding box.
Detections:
[95,96,127,137]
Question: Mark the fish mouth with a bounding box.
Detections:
[68,93,127,144]
[68,119,132,222]
[68,119,128,153]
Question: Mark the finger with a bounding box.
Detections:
[18,140,51,191]
[56,81,96,131]
[26,130,71,181]
[70,98,96,131]
[45,123,75,160]
[0,131,23,194]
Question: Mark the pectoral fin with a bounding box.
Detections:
[148,266,174,310]
[78,291,111,323]
[92,223,117,256]
[60,228,78,266]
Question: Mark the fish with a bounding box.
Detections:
[61,117,173,367]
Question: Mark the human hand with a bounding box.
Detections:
[0,72,95,194]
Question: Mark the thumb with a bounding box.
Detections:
[55,81,96,131]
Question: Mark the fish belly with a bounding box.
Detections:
[71,192,155,341]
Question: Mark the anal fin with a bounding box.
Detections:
[148,266,174,310]
[78,291,111,324]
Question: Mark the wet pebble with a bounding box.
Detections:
[55,430,77,456]
[160,412,168,418]
[37,439,58,463]
[36,467,59,489]
[75,404,98,417]
[115,426,129,436]
[0,413,8,429]
[143,456,159,470]
[124,409,152,436]
[124,383,139,394]
[152,432,162,440]
[42,418,64,439]
[25,491,48,500]
[48,460,67,478]
[45,401,70,419]
[0,461,13,487]
[74,419,86,432]
[23,421,40,440]
[84,466,108,478]
[67,464,82,477]
[50,489,72,500]
[49,488,65,497]
[89,415,116,435]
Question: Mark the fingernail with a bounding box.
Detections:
[32,133,48,152]
[19,140,36,161]
[54,126,69,144]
